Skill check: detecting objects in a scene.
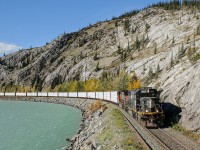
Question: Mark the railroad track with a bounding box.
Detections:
[123,113,151,150]
[115,105,168,150]
[114,104,195,150]
[148,128,190,150]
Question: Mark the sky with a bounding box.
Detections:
[0,0,168,56]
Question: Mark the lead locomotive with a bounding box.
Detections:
[118,87,164,127]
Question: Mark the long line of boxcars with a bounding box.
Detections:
[0,87,164,127]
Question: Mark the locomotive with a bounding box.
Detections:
[118,87,164,127]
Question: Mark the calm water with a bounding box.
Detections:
[0,100,82,150]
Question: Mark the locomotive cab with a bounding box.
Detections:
[140,97,156,113]
[118,87,165,127]
[137,88,164,127]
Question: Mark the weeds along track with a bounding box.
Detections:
[114,104,198,150]
[113,105,200,150]
[115,105,169,150]
[123,112,151,150]
[148,128,196,150]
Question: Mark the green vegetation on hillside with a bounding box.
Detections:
[0,72,141,92]
[113,0,200,21]
[52,71,141,92]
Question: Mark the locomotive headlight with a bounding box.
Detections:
[146,110,148,112]
[156,110,159,112]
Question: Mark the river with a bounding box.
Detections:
[0,100,82,150]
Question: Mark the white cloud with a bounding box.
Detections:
[0,42,22,56]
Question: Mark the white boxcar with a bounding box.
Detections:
[96,92,104,100]
[38,92,48,97]
[48,92,59,97]
[69,92,78,97]
[27,93,37,97]
[58,92,68,97]
[78,92,87,98]
[5,93,15,96]
[87,92,96,99]
[16,93,26,96]
[103,92,111,101]
[110,91,118,103]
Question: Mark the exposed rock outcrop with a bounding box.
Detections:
[1,7,200,132]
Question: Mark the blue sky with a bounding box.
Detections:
[0,0,167,56]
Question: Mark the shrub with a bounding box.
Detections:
[88,100,102,113]
[191,53,200,63]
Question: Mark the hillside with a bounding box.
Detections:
[1,2,200,133]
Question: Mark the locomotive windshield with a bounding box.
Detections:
[140,89,159,98]
[140,97,155,107]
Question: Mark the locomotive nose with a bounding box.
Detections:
[140,97,157,113]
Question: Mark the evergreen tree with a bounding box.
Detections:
[197,24,200,35]
[124,52,127,61]
[148,66,154,80]
[156,64,160,78]
[93,52,99,60]
[120,52,124,62]
[143,64,146,72]
[178,43,186,59]
[146,34,149,42]
[187,36,190,44]
[127,40,130,51]
[80,51,84,59]
[141,35,145,48]
[135,36,140,50]
[76,81,83,92]
[124,19,130,32]
[145,23,150,33]
[95,62,100,72]
[187,44,192,60]
[117,71,129,91]
[73,57,77,65]
[154,44,157,54]
[170,51,174,67]
[172,36,175,45]
[120,52,127,62]
[115,21,118,27]
[117,45,122,54]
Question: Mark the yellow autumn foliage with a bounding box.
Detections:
[68,81,78,92]
[84,78,100,92]
[128,80,141,90]
[1,71,142,92]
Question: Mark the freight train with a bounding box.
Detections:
[118,87,164,127]
[0,87,164,127]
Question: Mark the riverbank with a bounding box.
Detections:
[68,102,146,150]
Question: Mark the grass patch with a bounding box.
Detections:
[97,106,146,150]
[191,53,200,64]
[172,124,200,142]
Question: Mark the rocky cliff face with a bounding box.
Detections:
[1,7,200,132]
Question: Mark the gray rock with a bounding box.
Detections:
[1,7,200,133]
